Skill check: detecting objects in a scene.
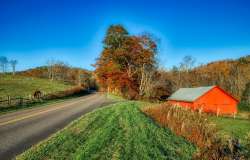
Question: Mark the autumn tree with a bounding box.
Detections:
[104,25,128,49]
[242,82,250,105]
[180,55,196,72]
[94,25,157,99]
[47,59,56,80]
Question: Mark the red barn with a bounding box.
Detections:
[168,86,238,115]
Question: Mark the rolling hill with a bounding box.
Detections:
[0,75,72,98]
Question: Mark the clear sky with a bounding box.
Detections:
[1,0,250,71]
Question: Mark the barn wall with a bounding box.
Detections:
[194,87,238,114]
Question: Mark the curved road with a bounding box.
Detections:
[0,93,111,160]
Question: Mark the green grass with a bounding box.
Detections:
[0,75,72,98]
[17,101,196,160]
[106,93,125,101]
[210,116,250,141]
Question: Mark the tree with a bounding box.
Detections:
[0,56,8,73]
[47,59,56,80]
[94,25,158,99]
[150,71,173,100]
[9,60,18,75]
[139,64,155,97]
[46,59,72,81]
[53,61,70,81]
[242,82,250,104]
[103,25,128,49]
[180,55,196,71]
[174,55,197,88]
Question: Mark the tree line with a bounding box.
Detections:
[0,56,97,91]
[0,56,18,75]
[19,60,97,90]
[166,55,250,103]
[94,25,250,106]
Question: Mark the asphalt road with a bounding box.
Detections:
[0,93,111,160]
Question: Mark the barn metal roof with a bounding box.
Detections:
[168,86,215,102]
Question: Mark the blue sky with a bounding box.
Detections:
[0,0,250,71]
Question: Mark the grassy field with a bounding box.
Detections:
[210,103,250,141]
[210,116,250,141]
[17,101,196,160]
[0,75,72,98]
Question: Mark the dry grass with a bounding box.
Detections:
[142,103,250,160]
[143,103,216,148]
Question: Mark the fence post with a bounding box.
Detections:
[7,96,11,106]
[20,97,23,106]
[181,122,185,133]
[216,108,220,117]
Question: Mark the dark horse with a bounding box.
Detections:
[33,90,42,99]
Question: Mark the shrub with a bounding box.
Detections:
[238,102,250,112]
[43,86,87,100]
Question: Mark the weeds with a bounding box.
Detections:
[142,103,250,159]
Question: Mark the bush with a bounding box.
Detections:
[43,86,87,100]
[238,102,250,112]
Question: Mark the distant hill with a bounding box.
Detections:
[17,64,97,91]
[18,66,49,78]
[18,66,93,86]
[195,55,250,72]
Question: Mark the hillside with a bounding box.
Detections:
[195,55,250,99]
[0,75,72,98]
[167,55,250,100]
[17,101,195,160]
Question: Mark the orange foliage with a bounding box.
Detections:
[94,25,157,99]
[168,55,250,100]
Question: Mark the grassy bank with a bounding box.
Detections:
[210,103,250,142]
[0,75,72,97]
[17,101,196,160]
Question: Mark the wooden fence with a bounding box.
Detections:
[0,87,87,108]
[0,94,45,108]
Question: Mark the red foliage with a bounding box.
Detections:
[94,25,157,99]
